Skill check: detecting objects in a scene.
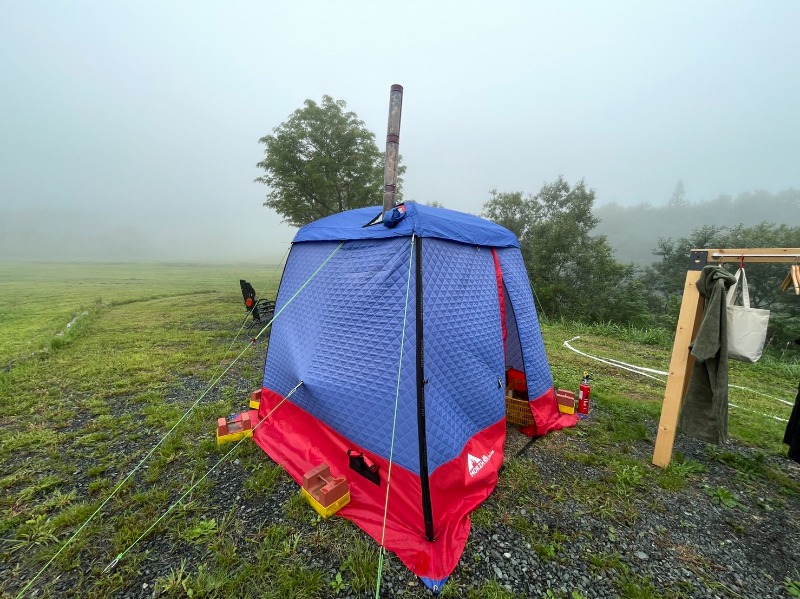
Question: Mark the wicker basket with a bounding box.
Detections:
[505,393,534,426]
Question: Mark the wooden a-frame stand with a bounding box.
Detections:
[652,247,800,468]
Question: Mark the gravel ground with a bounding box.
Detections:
[469,422,800,599]
[121,394,799,598]
[6,334,799,599]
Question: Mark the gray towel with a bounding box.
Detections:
[679,265,737,445]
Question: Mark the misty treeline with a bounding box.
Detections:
[594,186,800,265]
[483,178,800,350]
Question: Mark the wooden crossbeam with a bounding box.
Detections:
[702,247,800,263]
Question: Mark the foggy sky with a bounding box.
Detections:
[1,1,798,263]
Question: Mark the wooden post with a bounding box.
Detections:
[652,270,703,467]
[652,247,800,467]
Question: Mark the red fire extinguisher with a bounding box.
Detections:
[578,371,592,415]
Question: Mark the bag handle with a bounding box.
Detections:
[726,267,751,308]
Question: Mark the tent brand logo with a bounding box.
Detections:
[467,451,495,477]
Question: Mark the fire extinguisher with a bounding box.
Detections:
[578,371,592,415]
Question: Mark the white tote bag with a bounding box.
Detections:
[726,267,770,363]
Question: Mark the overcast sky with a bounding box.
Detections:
[1,1,798,263]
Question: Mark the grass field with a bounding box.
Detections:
[1,262,798,598]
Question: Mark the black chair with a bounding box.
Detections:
[240,280,275,325]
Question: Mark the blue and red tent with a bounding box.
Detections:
[252,203,576,591]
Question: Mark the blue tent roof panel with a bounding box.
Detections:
[293,203,520,249]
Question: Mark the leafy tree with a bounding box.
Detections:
[483,177,648,325]
[642,224,727,327]
[256,95,403,227]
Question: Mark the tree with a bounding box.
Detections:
[642,222,800,347]
[642,224,726,327]
[483,177,648,324]
[256,95,403,227]
[668,180,687,208]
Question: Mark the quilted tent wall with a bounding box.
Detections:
[252,203,574,590]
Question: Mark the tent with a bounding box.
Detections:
[252,202,577,591]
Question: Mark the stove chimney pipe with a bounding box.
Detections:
[381,84,403,218]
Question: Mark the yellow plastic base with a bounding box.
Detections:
[301,487,351,518]
[249,399,260,410]
[216,429,253,445]
[557,404,576,415]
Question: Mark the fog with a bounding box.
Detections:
[1,2,798,263]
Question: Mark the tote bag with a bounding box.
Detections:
[726,267,770,363]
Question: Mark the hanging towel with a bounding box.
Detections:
[679,265,737,445]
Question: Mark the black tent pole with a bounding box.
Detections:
[415,236,435,542]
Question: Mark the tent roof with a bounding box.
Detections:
[293,203,520,248]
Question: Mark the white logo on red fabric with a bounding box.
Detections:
[467,450,495,477]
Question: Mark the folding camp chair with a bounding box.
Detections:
[239,280,275,326]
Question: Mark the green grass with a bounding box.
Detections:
[243,462,285,498]
[179,517,218,545]
[467,580,516,598]
[786,577,800,597]
[0,262,249,364]
[0,262,280,595]
[1,262,799,598]
[617,569,663,599]
[588,550,625,573]
[655,455,706,491]
[543,318,798,464]
[340,533,379,593]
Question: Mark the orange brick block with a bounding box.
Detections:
[556,389,576,414]
[249,389,261,410]
[302,463,349,508]
[216,412,253,444]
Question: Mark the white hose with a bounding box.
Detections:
[562,337,666,382]
[562,336,791,423]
